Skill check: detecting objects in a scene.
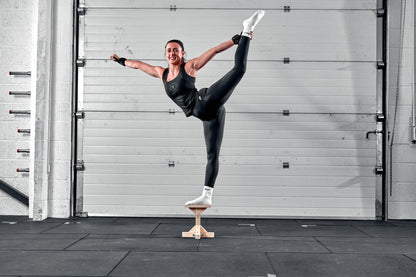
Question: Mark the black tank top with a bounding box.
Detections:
[162,63,197,117]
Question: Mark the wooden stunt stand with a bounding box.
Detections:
[182,205,214,239]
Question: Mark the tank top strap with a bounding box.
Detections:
[180,63,195,80]
[162,68,168,82]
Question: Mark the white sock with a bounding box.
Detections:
[185,186,213,206]
[242,10,265,37]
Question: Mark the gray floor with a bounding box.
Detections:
[0,216,415,277]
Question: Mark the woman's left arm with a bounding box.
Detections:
[187,38,235,75]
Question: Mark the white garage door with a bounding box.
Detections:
[75,0,381,218]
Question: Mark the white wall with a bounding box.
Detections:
[387,0,416,219]
[0,0,73,219]
[47,0,73,218]
[0,0,33,215]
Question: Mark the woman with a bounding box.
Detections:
[110,10,265,206]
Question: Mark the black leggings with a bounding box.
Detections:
[193,36,250,188]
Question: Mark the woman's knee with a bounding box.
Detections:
[234,63,246,76]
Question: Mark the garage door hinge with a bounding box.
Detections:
[284,6,291,12]
[169,108,176,115]
[377,61,385,70]
[77,6,86,16]
[283,57,290,64]
[168,161,175,167]
[75,160,85,171]
[75,111,85,119]
[77,59,85,67]
[377,9,385,18]
[283,109,290,116]
[376,113,385,122]
[170,5,177,11]
[374,165,383,175]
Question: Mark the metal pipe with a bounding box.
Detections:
[71,0,80,216]
[9,110,31,115]
[9,71,31,76]
[9,91,31,96]
[0,179,29,206]
[413,0,416,144]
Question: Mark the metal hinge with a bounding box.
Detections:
[374,165,383,175]
[283,57,290,64]
[377,61,385,70]
[169,108,176,115]
[78,6,86,15]
[76,59,85,67]
[376,113,385,122]
[283,109,290,116]
[377,9,385,18]
[283,162,290,168]
[75,160,85,171]
[75,111,85,119]
[170,5,177,11]
[284,6,291,12]
[168,161,175,167]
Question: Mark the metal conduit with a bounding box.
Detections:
[413,0,416,144]
[0,179,29,207]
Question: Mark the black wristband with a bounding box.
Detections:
[232,34,241,45]
[114,57,126,66]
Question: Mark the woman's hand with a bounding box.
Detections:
[110,54,126,66]
[110,54,120,61]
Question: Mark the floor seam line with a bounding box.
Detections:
[62,233,90,251]
[403,254,416,263]
[314,236,333,254]
[149,223,161,235]
[265,252,278,276]
[106,250,131,277]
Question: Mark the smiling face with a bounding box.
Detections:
[165,42,185,65]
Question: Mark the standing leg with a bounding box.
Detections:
[185,107,226,206]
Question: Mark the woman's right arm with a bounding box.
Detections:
[110,54,165,79]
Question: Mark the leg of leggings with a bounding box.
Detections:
[204,36,250,109]
[203,106,226,188]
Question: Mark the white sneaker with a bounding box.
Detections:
[243,10,265,33]
[185,186,213,206]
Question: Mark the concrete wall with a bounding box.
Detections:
[387,0,416,219]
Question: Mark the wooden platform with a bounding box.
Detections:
[182,204,214,239]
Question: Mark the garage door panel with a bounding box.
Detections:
[84,163,374,177]
[83,205,375,218]
[85,184,375,199]
[86,174,374,188]
[82,60,376,113]
[85,195,374,209]
[83,9,375,61]
[85,0,376,10]
[84,151,376,167]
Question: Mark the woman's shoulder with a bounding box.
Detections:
[183,62,196,78]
